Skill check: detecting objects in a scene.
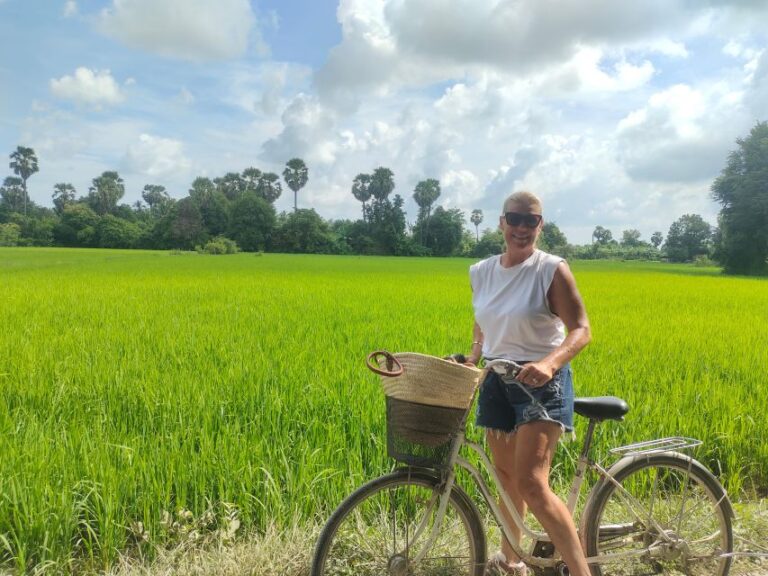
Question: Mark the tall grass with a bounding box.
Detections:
[0,248,766,572]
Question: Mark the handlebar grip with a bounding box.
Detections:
[365,350,404,377]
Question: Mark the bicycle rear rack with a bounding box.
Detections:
[609,436,702,457]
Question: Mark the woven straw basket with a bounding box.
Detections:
[373,352,483,410]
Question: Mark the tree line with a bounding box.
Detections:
[1,121,766,274]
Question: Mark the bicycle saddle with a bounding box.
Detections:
[574,396,629,421]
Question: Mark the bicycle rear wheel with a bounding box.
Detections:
[582,452,733,576]
[311,468,486,576]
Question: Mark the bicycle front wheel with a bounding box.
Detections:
[582,452,733,576]
[311,468,486,576]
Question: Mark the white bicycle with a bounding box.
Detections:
[311,352,734,576]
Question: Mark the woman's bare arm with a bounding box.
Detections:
[517,262,591,386]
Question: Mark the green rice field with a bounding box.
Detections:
[1,248,767,573]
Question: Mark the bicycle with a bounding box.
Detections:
[311,351,734,576]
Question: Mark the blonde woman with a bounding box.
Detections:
[467,191,591,576]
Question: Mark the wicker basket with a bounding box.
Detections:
[373,352,482,409]
[369,352,483,468]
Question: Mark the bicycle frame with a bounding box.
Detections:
[406,415,721,570]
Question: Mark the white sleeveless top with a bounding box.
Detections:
[470,250,565,361]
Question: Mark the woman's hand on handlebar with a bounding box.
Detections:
[517,360,555,388]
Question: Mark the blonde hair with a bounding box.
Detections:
[502,191,542,214]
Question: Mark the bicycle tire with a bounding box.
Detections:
[311,468,487,576]
[582,452,733,576]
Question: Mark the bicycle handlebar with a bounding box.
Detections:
[484,358,524,378]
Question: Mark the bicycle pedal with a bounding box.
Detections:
[531,539,556,558]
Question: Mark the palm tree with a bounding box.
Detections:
[242,167,262,194]
[470,209,483,242]
[215,172,246,201]
[88,171,124,215]
[351,173,372,221]
[52,183,77,214]
[258,172,282,203]
[9,146,39,216]
[369,167,395,201]
[282,158,308,211]
[413,178,441,243]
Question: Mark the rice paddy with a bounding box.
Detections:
[0,248,766,573]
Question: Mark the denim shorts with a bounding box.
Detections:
[475,363,574,434]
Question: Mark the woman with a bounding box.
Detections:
[467,191,591,576]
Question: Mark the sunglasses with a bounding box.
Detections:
[504,212,542,228]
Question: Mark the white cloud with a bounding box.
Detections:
[98,0,259,61]
[441,169,482,209]
[616,83,747,183]
[124,134,192,178]
[316,0,699,102]
[50,67,124,107]
[260,94,339,165]
[63,1,77,17]
[570,48,655,92]
[223,62,312,117]
[744,50,768,119]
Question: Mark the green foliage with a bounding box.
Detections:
[258,172,282,204]
[96,215,142,248]
[412,178,441,220]
[564,243,661,261]
[620,229,643,247]
[540,221,568,252]
[411,206,464,256]
[470,228,505,258]
[54,204,99,246]
[52,183,77,215]
[0,222,21,246]
[196,236,239,254]
[0,176,25,212]
[664,214,712,262]
[592,225,613,245]
[470,209,483,241]
[241,167,262,194]
[282,158,307,210]
[168,197,207,250]
[368,166,395,201]
[711,121,768,275]
[87,171,125,215]
[215,172,246,201]
[8,214,55,246]
[650,231,663,249]
[272,209,335,254]
[0,252,765,573]
[228,192,276,252]
[9,146,38,216]
[351,173,372,221]
[365,192,408,255]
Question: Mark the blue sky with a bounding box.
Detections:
[2,0,767,243]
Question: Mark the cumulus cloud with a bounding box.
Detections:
[616,84,745,183]
[98,0,260,61]
[50,67,124,107]
[260,94,338,165]
[224,62,312,117]
[316,0,698,102]
[124,134,192,178]
[570,48,655,92]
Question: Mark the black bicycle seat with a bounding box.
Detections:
[574,397,630,421]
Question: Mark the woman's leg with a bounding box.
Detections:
[487,429,527,565]
[512,421,590,576]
